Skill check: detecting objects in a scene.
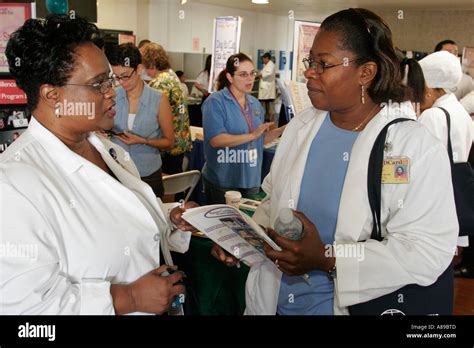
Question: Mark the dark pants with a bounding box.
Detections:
[162,153,184,174]
[141,168,164,198]
[260,99,275,122]
[162,153,187,201]
[203,176,259,204]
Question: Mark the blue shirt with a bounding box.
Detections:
[202,87,265,188]
[112,84,163,177]
[277,115,358,315]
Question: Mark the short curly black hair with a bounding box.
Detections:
[106,43,142,69]
[5,14,101,110]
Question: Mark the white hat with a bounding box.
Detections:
[419,51,462,89]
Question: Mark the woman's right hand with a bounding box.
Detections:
[112,265,185,314]
[251,122,272,141]
[210,243,239,267]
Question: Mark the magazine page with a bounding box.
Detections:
[182,205,281,267]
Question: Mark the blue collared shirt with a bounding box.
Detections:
[202,87,265,188]
[277,115,359,315]
[112,84,163,177]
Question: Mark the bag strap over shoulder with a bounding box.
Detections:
[436,107,455,166]
[368,118,414,241]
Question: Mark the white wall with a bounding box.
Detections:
[96,1,473,79]
[97,0,294,76]
[96,0,138,32]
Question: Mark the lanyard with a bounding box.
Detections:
[228,89,254,133]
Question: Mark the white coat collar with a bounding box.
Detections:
[432,92,456,107]
[28,116,85,174]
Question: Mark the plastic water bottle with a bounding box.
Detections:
[274,208,304,240]
[274,208,311,285]
[168,295,185,316]
[161,269,185,315]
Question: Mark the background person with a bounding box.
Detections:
[141,43,193,175]
[258,52,276,123]
[201,53,283,204]
[176,70,190,101]
[191,55,212,100]
[434,39,473,100]
[107,43,175,198]
[404,51,474,274]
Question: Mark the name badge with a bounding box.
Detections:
[381,157,410,184]
[249,148,258,167]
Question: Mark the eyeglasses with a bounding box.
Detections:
[63,76,117,94]
[302,57,361,74]
[115,68,137,81]
[234,70,258,78]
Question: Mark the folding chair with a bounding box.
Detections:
[162,170,201,202]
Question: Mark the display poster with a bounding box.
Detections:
[292,20,320,82]
[0,3,33,73]
[209,16,242,93]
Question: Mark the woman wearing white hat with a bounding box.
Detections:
[403,51,473,248]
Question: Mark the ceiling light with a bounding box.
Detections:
[252,0,269,4]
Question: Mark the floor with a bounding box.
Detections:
[454,278,474,315]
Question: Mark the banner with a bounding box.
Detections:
[209,16,242,93]
[0,79,27,104]
[292,20,320,82]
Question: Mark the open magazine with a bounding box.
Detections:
[182,205,281,266]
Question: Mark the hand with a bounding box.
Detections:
[114,131,146,145]
[96,130,110,138]
[113,265,185,314]
[210,243,240,267]
[263,210,334,276]
[170,201,199,232]
[264,125,286,144]
[252,122,272,141]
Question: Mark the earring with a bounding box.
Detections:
[361,85,365,105]
[55,105,61,118]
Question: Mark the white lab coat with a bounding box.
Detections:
[247,102,458,315]
[258,60,276,100]
[0,117,191,314]
[418,93,473,247]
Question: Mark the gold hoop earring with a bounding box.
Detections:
[361,85,365,105]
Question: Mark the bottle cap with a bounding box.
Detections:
[279,208,294,224]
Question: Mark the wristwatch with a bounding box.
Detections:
[327,264,337,281]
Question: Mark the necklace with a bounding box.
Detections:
[352,104,380,131]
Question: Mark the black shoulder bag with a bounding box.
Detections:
[438,107,474,236]
[349,118,453,315]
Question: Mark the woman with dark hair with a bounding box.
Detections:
[201,53,282,204]
[192,54,212,98]
[400,57,426,114]
[1,15,196,315]
[106,43,174,198]
[141,43,192,175]
[212,9,457,315]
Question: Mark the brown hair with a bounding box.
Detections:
[216,53,253,91]
[140,42,170,71]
